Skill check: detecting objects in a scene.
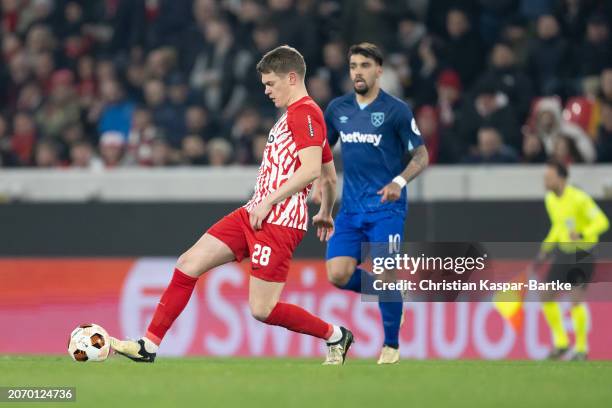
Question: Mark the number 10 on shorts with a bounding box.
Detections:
[252,244,272,266]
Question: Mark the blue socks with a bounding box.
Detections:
[340,268,403,349]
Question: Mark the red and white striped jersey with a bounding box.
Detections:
[244,96,333,231]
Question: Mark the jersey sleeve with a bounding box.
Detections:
[288,104,327,152]
[324,103,339,147]
[322,138,333,163]
[579,192,610,241]
[395,104,424,152]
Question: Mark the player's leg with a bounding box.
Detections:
[248,275,352,365]
[326,212,372,291]
[144,233,236,344]
[247,220,353,365]
[568,253,593,360]
[541,251,571,359]
[112,210,247,362]
[365,212,405,364]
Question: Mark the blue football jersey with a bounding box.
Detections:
[324,90,424,213]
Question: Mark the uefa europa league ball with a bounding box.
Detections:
[67,323,111,362]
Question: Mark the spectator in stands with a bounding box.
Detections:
[69,139,103,170]
[391,12,426,98]
[525,97,596,162]
[96,79,134,140]
[60,122,86,160]
[207,137,233,166]
[318,40,349,98]
[185,105,216,140]
[33,51,55,95]
[146,47,178,82]
[573,14,612,79]
[599,67,612,101]
[229,106,262,164]
[522,133,548,163]
[18,0,55,34]
[0,114,19,167]
[33,138,61,167]
[188,17,250,121]
[243,21,280,117]
[478,42,534,123]
[150,137,177,167]
[11,111,37,165]
[16,81,43,113]
[307,75,333,110]
[35,69,81,141]
[6,52,33,109]
[143,78,182,145]
[527,14,572,96]
[126,107,160,166]
[268,0,319,65]
[341,0,405,51]
[414,105,440,164]
[182,134,208,166]
[500,14,530,67]
[99,131,128,167]
[596,98,612,162]
[463,127,519,164]
[456,81,522,156]
[555,0,595,43]
[75,55,97,109]
[552,134,584,164]
[436,69,462,131]
[438,7,483,88]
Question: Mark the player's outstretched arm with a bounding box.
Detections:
[313,161,337,241]
[378,145,429,203]
[249,146,323,230]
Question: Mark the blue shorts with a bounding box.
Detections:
[326,210,406,263]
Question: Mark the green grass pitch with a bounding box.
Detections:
[1,356,611,408]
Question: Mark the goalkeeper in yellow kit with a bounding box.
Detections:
[534,161,609,360]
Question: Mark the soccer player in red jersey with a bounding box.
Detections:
[110,46,353,365]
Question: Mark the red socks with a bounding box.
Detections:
[145,268,198,346]
[264,302,333,340]
[145,269,333,346]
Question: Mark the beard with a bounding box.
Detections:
[354,81,370,95]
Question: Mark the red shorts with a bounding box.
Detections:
[206,207,305,282]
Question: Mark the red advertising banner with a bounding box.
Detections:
[1,258,611,359]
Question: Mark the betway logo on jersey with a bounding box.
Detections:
[340,131,382,146]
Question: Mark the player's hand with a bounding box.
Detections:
[570,231,582,241]
[312,212,334,242]
[377,182,402,203]
[249,201,273,230]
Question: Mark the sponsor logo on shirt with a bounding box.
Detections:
[340,131,382,146]
[307,115,314,138]
[339,116,348,123]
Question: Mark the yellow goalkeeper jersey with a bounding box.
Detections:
[542,185,609,254]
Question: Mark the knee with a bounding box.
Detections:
[176,251,204,278]
[249,301,276,322]
[327,265,353,288]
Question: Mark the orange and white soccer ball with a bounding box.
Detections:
[67,323,111,362]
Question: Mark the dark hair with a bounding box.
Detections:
[546,159,569,179]
[256,45,306,78]
[348,42,383,66]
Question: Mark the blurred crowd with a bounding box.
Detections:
[1,0,612,169]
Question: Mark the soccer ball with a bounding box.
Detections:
[67,323,111,362]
